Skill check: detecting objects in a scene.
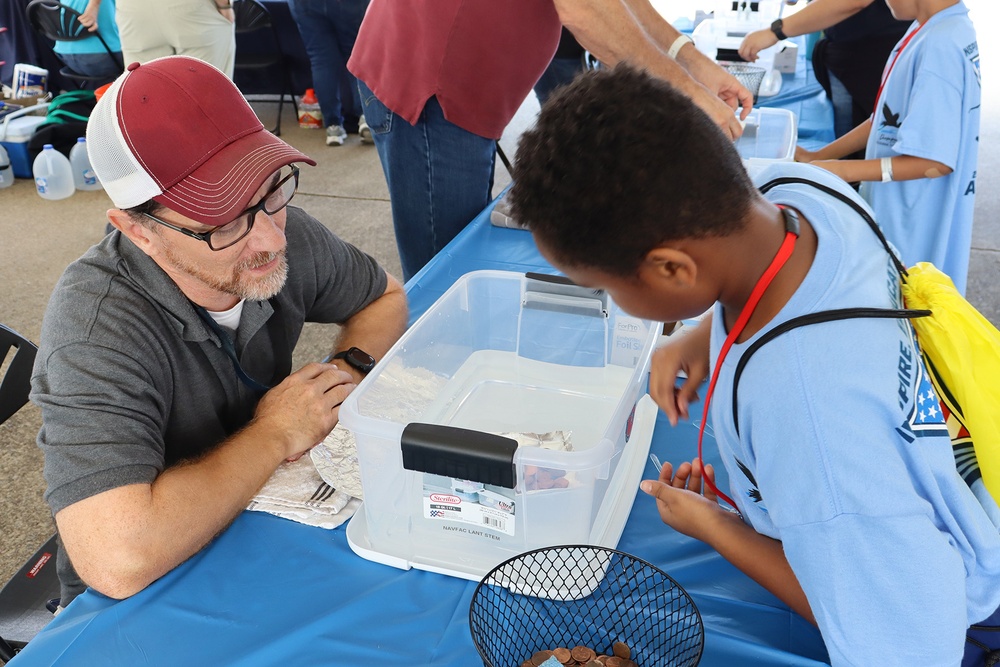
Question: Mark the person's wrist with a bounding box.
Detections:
[770,18,788,41]
[667,34,693,60]
[880,156,894,182]
[216,2,232,8]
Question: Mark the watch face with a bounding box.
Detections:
[342,347,376,373]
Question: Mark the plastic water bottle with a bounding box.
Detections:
[297,88,323,129]
[69,137,102,191]
[33,144,74,200]
[0,144,13,189]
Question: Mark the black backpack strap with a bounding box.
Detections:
[731,307,930,435]
[757,176,909,278]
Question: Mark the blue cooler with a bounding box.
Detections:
[0,104,50,178]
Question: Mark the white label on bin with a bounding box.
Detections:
[610,315,649,367]
[422,477,516,537]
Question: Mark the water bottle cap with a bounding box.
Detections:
[44,144,54,150]
[77,137,87,143]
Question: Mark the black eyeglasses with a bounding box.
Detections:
[143,165,299,251]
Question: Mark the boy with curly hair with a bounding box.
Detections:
[508,64,1000,665]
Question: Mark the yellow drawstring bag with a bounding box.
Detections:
[755,176,1000,510]
[902,263,1000,505]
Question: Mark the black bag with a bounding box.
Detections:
[26,90,97,160]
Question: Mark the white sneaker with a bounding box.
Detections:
[358,115,373,144]
[326,125,347,146]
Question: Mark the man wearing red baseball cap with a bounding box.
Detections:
[31,56,408,606]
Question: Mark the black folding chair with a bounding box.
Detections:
[0,324,60,664]
[24,0,123,90]
[233,0,298,136]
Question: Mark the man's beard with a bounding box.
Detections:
[164,245,289,301]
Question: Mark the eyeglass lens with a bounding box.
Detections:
[208,166,298,250]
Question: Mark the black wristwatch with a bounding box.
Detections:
[331,347,376,374]
[770,18,788,41]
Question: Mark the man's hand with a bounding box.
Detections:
[641,458,737,541]
[682,56,754,123]
[649,317,711,426]
[252,362,356,460]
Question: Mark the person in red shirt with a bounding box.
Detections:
[348,0,753,280]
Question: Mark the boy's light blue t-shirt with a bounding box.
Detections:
[53,0,121,56]
[711,162,1000,665]
[861,2,979,294]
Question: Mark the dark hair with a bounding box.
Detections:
[510,63,756,276]
[123,199,164,227]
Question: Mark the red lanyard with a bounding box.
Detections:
[698,206,799,511]
[873,22,924,118]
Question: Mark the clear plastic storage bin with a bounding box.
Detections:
[735,107,798,177]
[340,270,660,580]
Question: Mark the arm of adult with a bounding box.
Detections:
[641,458,815,623]
[327,273,408,384]
[739,0,876,62]
[553,0,747,138]
[648,313,712,426]
[622,0,754,118]
[54,362,356,599]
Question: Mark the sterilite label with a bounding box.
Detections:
[422,476,516,537]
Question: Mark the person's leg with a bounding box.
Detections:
[533,57,584,106]
[964,604,1000,666]
[288,0,345,131]
[116,0,172,66]
[827,71,854,140]
[160,0,236,78]
[358,79,496,281]
[331,0,370,122]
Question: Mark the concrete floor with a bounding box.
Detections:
[1,7,999,595]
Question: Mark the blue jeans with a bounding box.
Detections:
[358,79,497,281]
[287,0,368,128]
[827,71,854,139]
[964,603,1000,666]
[533,57,584,106]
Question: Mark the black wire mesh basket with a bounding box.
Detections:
[469,545,703,667]
[721,62,767,103]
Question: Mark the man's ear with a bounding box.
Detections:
[642,246,698,287]
[106,209,158,254]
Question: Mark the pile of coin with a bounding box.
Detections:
[519,641,638,667]
[522,465,570,491]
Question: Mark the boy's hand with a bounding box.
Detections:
[649,319,711,426]
[641,458,736,541]
[795,146,817,163]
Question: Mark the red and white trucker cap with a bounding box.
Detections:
[87,56,316,226]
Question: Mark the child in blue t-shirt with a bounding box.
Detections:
[795,0,979,295]
[509,63,1000,666]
